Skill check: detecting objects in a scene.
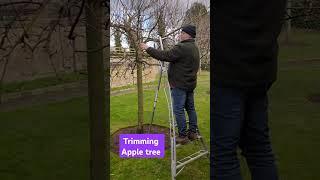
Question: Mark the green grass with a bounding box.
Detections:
[0,72,210,180]
[267,67,320,180]
[110,72,210,180]
[239,65,320,180]
[2,71,158,94]
[110,80,157,92]
[2,72,88,93]
[278,29,320,62]
[0,98,90,180]
[239,29,320,179]
[0,29,320,180]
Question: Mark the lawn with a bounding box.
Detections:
[1,72,88,93]
[110,72,210,180]
[0,98,90,180]
[240,29,320,179]
[0,29,319,180]
[278,29,320,62]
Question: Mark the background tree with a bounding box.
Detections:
[0,1,110,179]
[114,27,122,49]
[111,0,164,133]
[183,2,210,72]
[110,0,210,132]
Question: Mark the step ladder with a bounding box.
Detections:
[147,36,209,180]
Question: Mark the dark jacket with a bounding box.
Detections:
[146,39,200,91]
[212,0,287,88]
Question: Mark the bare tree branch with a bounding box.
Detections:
[0,1,42,7]
[68,0,85,40]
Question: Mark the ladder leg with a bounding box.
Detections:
[197,129,210,158]
[148,61,164,133]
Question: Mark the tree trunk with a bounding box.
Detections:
[46,46,61,81]
[85,1,108,180]
[72,39,78,73]
[285,0,291,44]
[0,58,9,104]
[136,48,144,133]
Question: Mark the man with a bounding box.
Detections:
[212,1,287,180]
[140,25,200,144]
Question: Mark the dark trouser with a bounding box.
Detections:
[210,86,278,180]
[171,87,198,136]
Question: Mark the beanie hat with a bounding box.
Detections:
[181,25,196,38]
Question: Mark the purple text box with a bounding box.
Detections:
[119,134,165,158]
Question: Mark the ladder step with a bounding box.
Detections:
[177,150,207,164]
[176,150,209,169]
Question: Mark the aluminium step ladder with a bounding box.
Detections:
[147,36,209,180]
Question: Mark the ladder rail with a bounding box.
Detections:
[167,83,177,180]
[148,60,164,133]
[161,57,176,180]
[154,35,209,180]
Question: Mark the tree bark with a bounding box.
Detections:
[72,39,78,73]
[85,1,108,180]
[286,0,291,44]
[136,47,144,133]
[0,58,9,104]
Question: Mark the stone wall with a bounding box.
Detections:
[110,59,159,88]
[0,3,158,88]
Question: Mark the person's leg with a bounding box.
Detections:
[185,90,198,133]
[239,87,278,180]
[211,86,245,180]
[171,87,187,137]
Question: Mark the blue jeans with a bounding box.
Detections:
[171,87,198,136]
[211,86,278,180]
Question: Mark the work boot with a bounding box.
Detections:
[187,131,198,141]
[176,135,189,145]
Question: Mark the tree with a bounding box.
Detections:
[0,0,52,103]
[110,0,210,132]
[85,0,108,179]
[0,1,110,179]
[183,2,210,71]
[111,0,163,133]
[183,2,208,26]
[289,0,320,30]
[114,27,122,48]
